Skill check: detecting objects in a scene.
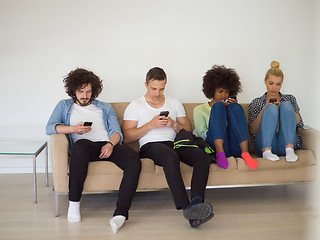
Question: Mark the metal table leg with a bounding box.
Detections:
[33,155,37,204]
[45,145,49,187]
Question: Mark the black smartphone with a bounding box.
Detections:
[83,122,93,126]
[159,111,169,117]
[269,98,277,103]
[224,96,236,104]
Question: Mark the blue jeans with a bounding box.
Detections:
[254,101,298,156]
[206,102,249,158]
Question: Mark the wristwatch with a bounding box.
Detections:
[106,141,114,147]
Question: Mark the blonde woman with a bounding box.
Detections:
[248,61,303,162]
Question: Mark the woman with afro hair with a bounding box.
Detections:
[193,65,258,170]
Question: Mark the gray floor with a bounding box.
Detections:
[0,173,319,240]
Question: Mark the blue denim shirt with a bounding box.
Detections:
[46,99,123,152]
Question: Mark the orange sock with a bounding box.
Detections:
[241,152,258,170]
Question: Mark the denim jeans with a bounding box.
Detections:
[254,101,298,156]
[206,102,249,158]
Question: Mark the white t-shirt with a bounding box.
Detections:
[123,95,186,147]
[70,103,109,143]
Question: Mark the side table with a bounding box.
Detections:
[0,141,49,203]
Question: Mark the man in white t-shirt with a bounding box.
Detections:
[46,68,141,234]
[122,67,214,228]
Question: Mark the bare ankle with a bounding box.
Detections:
[263,147,271,153]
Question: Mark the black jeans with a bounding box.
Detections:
[139,141,212,209]
[69,139,141,219]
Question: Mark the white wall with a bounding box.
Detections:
[0,0,318,173]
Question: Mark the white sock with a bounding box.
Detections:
[286,147,298,162]
[68,201,81,223]
[109,215,126,234]
[262,150,280,161]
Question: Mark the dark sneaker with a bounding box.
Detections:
[183,202,213,220]
[189,213,214,228]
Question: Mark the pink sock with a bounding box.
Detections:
[216,152,228,169]
[241,152,258,170]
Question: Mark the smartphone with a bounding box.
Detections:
[224,96,236,104]
[159,111,169,117]
[83,122,93,126]
[269,98,277,103]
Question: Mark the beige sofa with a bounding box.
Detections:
[50,103,319,216]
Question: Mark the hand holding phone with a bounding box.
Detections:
[224,96,237,105]
[74,122,92,135]
[269,98,277,103]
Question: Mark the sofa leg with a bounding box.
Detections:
[55,191,59,217]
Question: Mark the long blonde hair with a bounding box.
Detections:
[264,61,284,80]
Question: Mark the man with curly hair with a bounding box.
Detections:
[193,65,258,170]
[46,68,141,234]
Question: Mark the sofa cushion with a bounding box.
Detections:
[208,157,238,172]
[140,158,157,173]
[236,149,316,172]
[110,102,130,126]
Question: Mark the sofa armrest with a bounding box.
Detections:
[50,134,69,192]
[298,127,320,162]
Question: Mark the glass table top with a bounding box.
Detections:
[0,141,47,155]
